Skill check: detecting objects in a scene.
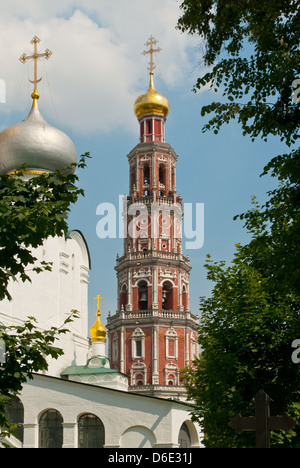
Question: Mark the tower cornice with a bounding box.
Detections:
[127,141,178,163]
[115,250,191,273]
[107,309,199,329]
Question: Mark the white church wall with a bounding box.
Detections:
[19,374,202,448]
[0,230,91,377]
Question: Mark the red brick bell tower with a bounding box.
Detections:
[107,37,199,400]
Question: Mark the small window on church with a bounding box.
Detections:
[5,396,24,442]
[159,164,164,183]
[136,340,142,357]
[131,327,145,360]
[178,423,191,448]
[39,409,63,448]
[78,413,105,448]
[162,281,173,310]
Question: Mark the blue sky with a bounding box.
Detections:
[0,1,287,330]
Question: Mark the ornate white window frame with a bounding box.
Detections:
[130,361,147,385]
[164,362,179,385]
[165,327,178,360]
[131,327,145,360]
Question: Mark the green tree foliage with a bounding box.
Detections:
[177,0,300,447]
[183,246,300,448]
[237,149,300,297]
[0,312,78,441]
[0,153,90,301]
[177,0,300,145]
[0,153,89,441]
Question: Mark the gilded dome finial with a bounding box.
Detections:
[19,35,53,108]
[141,35,161,74]
[134,36,170,119]
[90,294,107,342]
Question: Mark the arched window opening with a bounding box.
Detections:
[159,165,165,184]
[159,164,165,196]
[39,409,63,448]
[182,284,188,310]
[143,164,150,196]
[5,396,24,442]
[78,413,105,448]
[136,339,142,357]
[120,284,128,309]
[178,422,191,448]
[130,169,136,193]
[144,165,150,184]
[131,328,145,360]
[135,374,144,386]
[147,120,152,134]
[162,281,173,310]
[138,281,148,310]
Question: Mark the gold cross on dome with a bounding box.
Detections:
[19,36,52,98]
[142,35,161,73]
[94,294,103,314]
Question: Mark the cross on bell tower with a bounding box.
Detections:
[142,35,161,73]
[107,37,199,400]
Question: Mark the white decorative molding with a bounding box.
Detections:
[133,268,151,280]
[130,361,147,385]
[112,332,119,363]
[164,362,179,385]
[140,155,151,162]
[165,327,178,360]
[131,327,145,360]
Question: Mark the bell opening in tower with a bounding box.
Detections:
[138,280,148,310]
[162,281,173,310]
[159,164,165,197]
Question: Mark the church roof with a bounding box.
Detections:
[0,102,77,175]
[61,364,123,376]
[0,36,77,176]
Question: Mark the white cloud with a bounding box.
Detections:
[0,1,199,135]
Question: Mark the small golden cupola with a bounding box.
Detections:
[134,35,170,121]
[90,294,107,343]
[134,71,170,120]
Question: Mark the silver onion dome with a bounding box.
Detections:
[0,101,77,176]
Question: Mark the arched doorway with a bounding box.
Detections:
[178,422,191,448]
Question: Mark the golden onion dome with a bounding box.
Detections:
[90,311,107,343]
[134,72,170,119]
